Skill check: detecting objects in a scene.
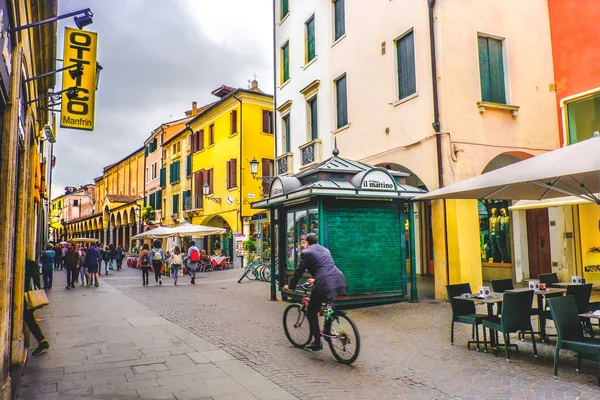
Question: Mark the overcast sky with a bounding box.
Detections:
[51,0,273,199]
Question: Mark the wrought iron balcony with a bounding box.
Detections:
[275,152,293,176]
[299,139,322,169]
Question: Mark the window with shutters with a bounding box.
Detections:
[172,194,180,215]
[282,114,291,153]
[149,192,156,210]
[261,158,273,196]
[208,124,215,145]
[478,35,506,104]
[306,16,316,63]
[193,130,204,153]
[183,190,192,211]
[169,161,180,184]
[186,154,192,177]
[231,110,237,134]
[194,171,204,209]
[281,42,290,83]
[333,0,345,42]
[335,74,348,129]
[155,190,162,210]
[226,159,237,190]
[307,96,318,140]
[395,30,416,101]
[151,162,158,180]
[159,167,166,188]
[262,110,273,133]
[280,0,289,21]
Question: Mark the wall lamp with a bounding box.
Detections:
[249,157,273,183]
[9,8,93,34]
[202,183,221,204]
[27,87,80,105]
[25,63,83,83]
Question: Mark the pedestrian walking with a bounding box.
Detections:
[64,243,79,289]
[79,248,88,286]
[137,243,151,286]
[53,244,61,270]
[170,246,183,286]
[40,244,55,289]
[186,241,200,285]
[61,244,67,270]
[24,256,49,356]
[85,243,101,287]
[103,245,112,275]
[150,240,165,286]
[114,245,124,271]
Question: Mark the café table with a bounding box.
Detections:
[553,282,600,288]
[453,292,504,349]
[509,287,567,341]
[210,256,228,269]
[578,312,600,338]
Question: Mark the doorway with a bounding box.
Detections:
[526,208,551,278]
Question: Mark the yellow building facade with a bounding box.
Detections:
[185,83,274,256]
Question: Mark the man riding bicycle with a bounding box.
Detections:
[284,233,347,351]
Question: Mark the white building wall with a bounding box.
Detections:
[275,0,331,173]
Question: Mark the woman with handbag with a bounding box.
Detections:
[24,257,49,356]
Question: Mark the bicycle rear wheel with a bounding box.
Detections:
[261,265,271,282]
[325,312,360,365]
[283,304,311,348]
[238,266,252,283]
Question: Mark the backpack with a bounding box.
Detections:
[152,250,163,267]
[190,248,199,263]
[172,254,182,265]
[140,252,150,266]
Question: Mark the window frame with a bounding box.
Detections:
[262,110,274,134]
[172,193,180,215]
[282,113,291,153]
[305,15,316,64]
[281,41,290,84]
[208,124,215,145]
[334,73,349,129]
[477,32,509,105]
[332,0,345,42]
[280,0,289,21]
[394,28,417,102]
[307,95,319,141]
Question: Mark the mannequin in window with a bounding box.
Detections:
[488,208,501,263]
[499,208,511,263]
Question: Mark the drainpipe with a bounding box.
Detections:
[272,0,278,162]
[233,94,243,232]
[428,0,443,189]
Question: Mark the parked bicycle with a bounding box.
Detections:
[282,282,360,364]
[238,258,271,283]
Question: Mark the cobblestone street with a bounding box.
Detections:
[106,267,600,400]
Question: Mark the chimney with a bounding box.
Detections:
[192,101,197,116]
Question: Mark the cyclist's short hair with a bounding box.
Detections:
[306,233,318,245]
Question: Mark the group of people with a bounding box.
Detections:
[39,242,127,289]
[136,240,209,286]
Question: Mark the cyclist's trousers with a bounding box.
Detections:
[308,291,327,343]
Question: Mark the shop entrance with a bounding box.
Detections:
[526,208,552,278]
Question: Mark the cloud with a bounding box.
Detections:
[51,0,273,197]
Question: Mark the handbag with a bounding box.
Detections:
[24,289,49,310]
[109,260,114,270]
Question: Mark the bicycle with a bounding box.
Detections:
[238,259,271,283]
[282,282,360,365]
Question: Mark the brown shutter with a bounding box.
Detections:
[209,168,214,194]
[231,158,237,188]
[194,172,202,208]
[231,110,237,134]
[190,132,196,153]
[199,129,205,150]
[202,169,209,194]
[226,160,230,189]
[262,159,272,195]
[262,110,269,133]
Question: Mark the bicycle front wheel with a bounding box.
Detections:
[283,304,311,348]
[325,312,360,365]
[260,265,271,282]
[238,266,251,283]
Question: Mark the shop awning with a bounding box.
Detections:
[415,136,600,204]
[509,195,600,211]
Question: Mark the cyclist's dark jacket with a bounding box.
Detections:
[288,244,347,299]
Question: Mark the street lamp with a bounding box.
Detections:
[8,8,94,34]
[95,63,104,91]
[202,183,221,204]
[249,158,272,183]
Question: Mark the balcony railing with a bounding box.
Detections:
[299,139,321,169]
[194,194,203,210]
[275,152,293,176]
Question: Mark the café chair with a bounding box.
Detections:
[482,290,538,361]
[446,283,489,352]
[491,278,540,340]
[548,295,600,384]
[539,273,560,288]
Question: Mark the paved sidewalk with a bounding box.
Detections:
[17,271,298,400]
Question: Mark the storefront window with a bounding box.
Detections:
[285,207,319,270]
[479,200,511,265]
[567,93,600,144]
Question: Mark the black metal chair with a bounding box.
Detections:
[491,279,540,340]
[482,290,538,361]
[446,283,489,351]
[539,273,560,288]
[544,284,593,335]
[548,295,600,384]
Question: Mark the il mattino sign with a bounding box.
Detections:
[361,170,396,190]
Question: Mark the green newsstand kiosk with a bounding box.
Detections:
[252,148,426,307]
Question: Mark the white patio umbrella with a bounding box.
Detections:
[131,226,176,240]
[415,136,600,203]
[169,222,226,237]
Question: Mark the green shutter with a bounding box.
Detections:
[306,17,315,62]
[334,0,345,41]
[479,36,505,104]
[149,192,156,210]
[172,194,179,214]
[282,43,289,82]
[397,32,416,100]
[336,75,348,128]
[310,98,318,140]
[155,190,162,210]
[281,0,289,19]
[186,154,192,177]
[144,146,149,157]
[160,167,166,188]
[283,114,291,153]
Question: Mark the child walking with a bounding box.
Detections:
[137,243,151,286]
[150,240,165,286]
[170,246,183,285]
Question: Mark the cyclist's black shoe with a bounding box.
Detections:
[306,341,323,351]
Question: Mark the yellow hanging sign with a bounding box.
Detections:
[60,27,97,130]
